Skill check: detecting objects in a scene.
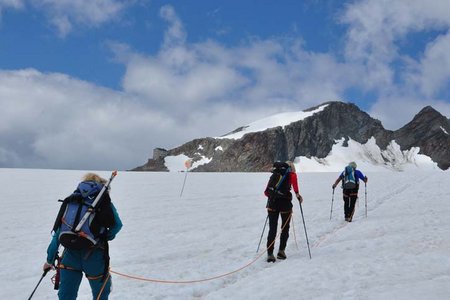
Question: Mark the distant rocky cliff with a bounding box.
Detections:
[132,101,450,171]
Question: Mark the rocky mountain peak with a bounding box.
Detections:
[132,101,450,172]
[394,105,450,169]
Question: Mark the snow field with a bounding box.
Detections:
[1,169,449,299]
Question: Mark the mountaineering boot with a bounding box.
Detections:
[277,250,287,260]
[267,253,276,263]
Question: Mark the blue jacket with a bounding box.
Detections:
[339,169,366,183]
[46,202,122,264]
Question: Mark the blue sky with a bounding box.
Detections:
[1,0,450,170]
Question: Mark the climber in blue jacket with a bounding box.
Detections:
[43,173,123,300]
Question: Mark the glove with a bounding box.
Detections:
[296,193,303,203]
[332,184,337,189]
[42,262,54,271]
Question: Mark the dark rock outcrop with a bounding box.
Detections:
[132,101,450,171]
[394,106,450,170]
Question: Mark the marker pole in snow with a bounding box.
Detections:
[27,268,51,300]
[365,182,368,218]
[256,215,269,253]
[298,200,312,259]
[180,159,192,197]
[330,188,335,220]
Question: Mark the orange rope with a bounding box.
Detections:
[96,272,111,300]
[291,212,299,250]
[110,213,293,284]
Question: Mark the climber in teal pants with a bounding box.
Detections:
[43,173,123,300]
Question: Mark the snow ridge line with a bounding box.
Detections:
[312,221,349,248]
[310,176,426,249]
[365,174,428,213]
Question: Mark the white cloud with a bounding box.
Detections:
[417,33,450,97]
[159,4,186,48]
[0,69,171,170]
[31,0,127,37]
[341,0,450,126]
[2,2,450,170]
[341,0,450,89]
[119,8,355,115]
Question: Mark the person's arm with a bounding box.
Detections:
[290,172,303,202]
[356,170,368,183]
[264,183,270,197]
[332,173,344,189]
[43,229,60,270]
[107,202,123,241]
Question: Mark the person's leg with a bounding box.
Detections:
[343,194,351,220]
[87,274,111,300]
[279,211,291,251]
[267,211,279,255]
[83,248,111,299]
[348,195,358,221]
[58,269,83,300]
[58,250,83,300]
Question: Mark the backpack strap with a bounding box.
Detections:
[71,198,85,232]
[52,198,69,233]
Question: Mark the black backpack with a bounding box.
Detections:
[265,162,291,200]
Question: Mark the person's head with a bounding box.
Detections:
[348,161,357,169]
[286,161,296,172]
[82,173,107,185]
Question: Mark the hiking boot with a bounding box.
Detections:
[277,250,287,260]
[267,253,276,263]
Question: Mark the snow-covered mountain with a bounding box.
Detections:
[133,101,450,172]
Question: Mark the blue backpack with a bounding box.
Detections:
[343,166,357,189]
[53,181,113,250]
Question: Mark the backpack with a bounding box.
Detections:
[52,181,115,250]
[342,165,357,190]
[265,162,291,200]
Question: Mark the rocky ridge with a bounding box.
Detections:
[132,101,450,171]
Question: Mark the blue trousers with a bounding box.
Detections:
[58,248,111,300]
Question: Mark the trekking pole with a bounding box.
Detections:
[365,182,367,218]
[180,159,192,197]
[28,267,51,300]
[179,170,189,197]
[330,188,335,220]
[291,213,300,250]
[256,215,269,253]
[298,200,312,259]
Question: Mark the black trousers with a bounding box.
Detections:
[266,210,291,254]
[343,189,358,220]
